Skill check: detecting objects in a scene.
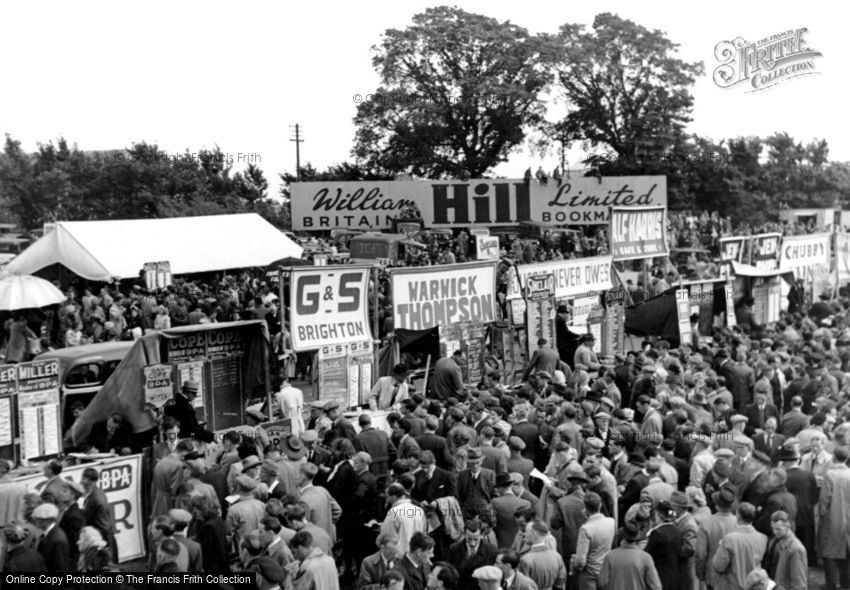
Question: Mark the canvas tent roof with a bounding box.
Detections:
[5,213,302,281]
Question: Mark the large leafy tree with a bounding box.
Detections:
[0,136,288,229]
[353,6,551,178]
[550,13,704,160]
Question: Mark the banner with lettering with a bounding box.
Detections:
[16,454,144,562]
[290,176,667,231]
[289,266,372,352]
[507,255,613,301]
[837,233,850,282]
[750,233,782,270]
[610,206,669,261]
[780,233,831,287]
[475,235,501,260]
[532,176,666,225]
[719,236,747,262]
[390,261,498,330]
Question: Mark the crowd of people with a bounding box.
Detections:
[1,290,849,590]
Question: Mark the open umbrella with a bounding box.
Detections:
[0,274,66,311]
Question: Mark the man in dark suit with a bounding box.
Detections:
[491,473,531,549]
[779,447,819,566]
[357,532,401,590]
[152,418,183,463]
[753,417,785,461]
[780,396,810,438]
[57,482,87,565]
[510,405,540,464]
[415,416,451,470]
[446,520,498,587]
[86,413,133,454]
[456,448,496,520]
[164,380,200,438]
[412,451,456,504]
[720,349,755,409]
[742,390,780,437]
[551,471,588,568]
[354,414,397,478]
[432,352,465,402]
[555,304,581,368]
[522,339,560,382]
[392,532,434,590]
[620,454,650,522]
[33,503,72,573]
[81,467,117,560]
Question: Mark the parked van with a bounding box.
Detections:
[349,233,427,266]
[36,341,134,431]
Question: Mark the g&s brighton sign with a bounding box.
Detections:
[290,176,666,231]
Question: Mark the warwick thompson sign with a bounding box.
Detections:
[290,176,666,231]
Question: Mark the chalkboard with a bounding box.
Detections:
[526,275,556,360]
[463,323,486,384]
[319,354,348,408]
[208,356,243,431]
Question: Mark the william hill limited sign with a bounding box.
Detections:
[290,176,666,231]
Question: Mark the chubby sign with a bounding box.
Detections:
[780,233,831,285]
[390,262,498,330]
[610,206,669,261]
[289,266,372,351]
[17,455,144,562]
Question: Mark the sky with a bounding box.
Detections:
[0,1,841,199]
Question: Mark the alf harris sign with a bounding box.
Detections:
[290,176,666,231]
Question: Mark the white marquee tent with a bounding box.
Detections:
[5,213,302,281]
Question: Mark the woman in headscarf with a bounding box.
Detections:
[686,486,712,527]
[77,526,113,572]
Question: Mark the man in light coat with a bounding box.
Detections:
[297,462,341,543]
[381,483,427,555]
[711,502,767,590]
[572,492,615,590]
[763,510,807,590]
[290,529,340,590]
[818,446,850,590]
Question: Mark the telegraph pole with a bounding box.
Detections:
[289,124,303,181]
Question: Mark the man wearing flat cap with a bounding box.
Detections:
[33,502,72,573]
[226,474,266,549]
[164,379,200,438]
[2,523,45,572]
[522,338,561,384]
[472,564,503,590]
[551,467,589,570]
[319,399,357,443]
[251,555,287,590]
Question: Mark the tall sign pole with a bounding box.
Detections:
[289,124,303,181]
